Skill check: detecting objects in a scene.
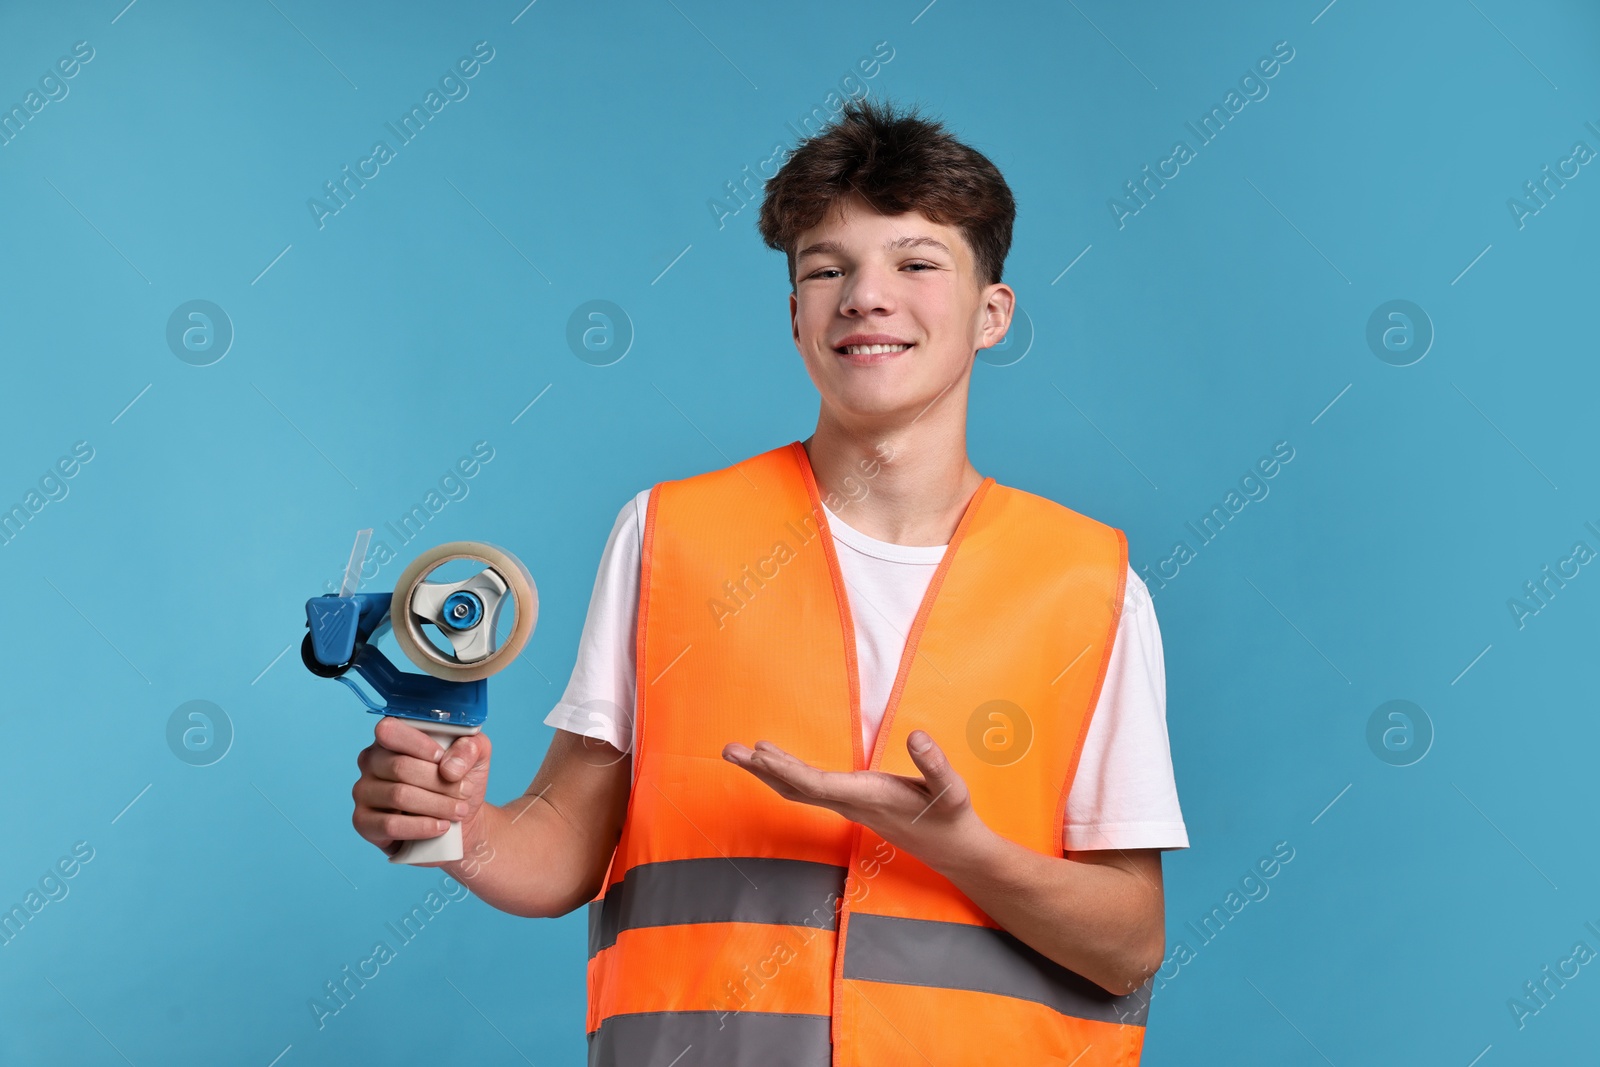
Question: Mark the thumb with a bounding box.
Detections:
[440,733,492,796]
[906,731,966,807]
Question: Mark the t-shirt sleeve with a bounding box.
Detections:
[1062,566,1189,852]
[541,488,651,754]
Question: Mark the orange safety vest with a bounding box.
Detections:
[585,440,1149,1066]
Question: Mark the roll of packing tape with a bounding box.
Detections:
[389,541,538,682]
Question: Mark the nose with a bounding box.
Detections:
[839,261,895,318]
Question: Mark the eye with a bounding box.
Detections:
[805,267,842,280]
[903,261,936,271]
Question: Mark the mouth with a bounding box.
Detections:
[833,341,914,364]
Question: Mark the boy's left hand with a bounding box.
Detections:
[722,729,987,871]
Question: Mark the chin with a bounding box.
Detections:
[828,387,925,421]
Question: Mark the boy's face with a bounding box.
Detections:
[789,191,1014,428]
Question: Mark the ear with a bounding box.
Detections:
[977,283,1016,352]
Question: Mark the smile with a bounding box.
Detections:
[838,343,915,364]
[838,343,913,355]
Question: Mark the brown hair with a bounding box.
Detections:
[757,97,1016,290]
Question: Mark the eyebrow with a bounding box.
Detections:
[795,235,952,262]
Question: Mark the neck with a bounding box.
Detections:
[803,387,984,548]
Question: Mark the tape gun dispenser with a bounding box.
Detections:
[301,529,537,865]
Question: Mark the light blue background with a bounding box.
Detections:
[2,0,1597,1063]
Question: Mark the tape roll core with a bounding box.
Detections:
[389,541,538,682]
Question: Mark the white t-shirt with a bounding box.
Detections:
[543,489,1189,852]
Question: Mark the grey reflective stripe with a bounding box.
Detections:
[588,857,847,958]
[588,1010,830,1067]
[842,912,1152,1026]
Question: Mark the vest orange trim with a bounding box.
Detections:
[585,441,1149,1066]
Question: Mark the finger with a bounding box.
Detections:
[723,742,809,799]
[351,799,396,850]
[365,748,467,797]
[744,744,818,790]
[724,740,792,762]
[354,808,452,843]
[745,747,867,806]
[354,778,470,823]
[746,741,817,775]
[375,716,449,764]
[733,759,816,805]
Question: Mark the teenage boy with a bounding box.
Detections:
[351,97,1187,1065]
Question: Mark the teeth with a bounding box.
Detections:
[841,344,911,355]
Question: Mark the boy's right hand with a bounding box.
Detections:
[352,716,493,858]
